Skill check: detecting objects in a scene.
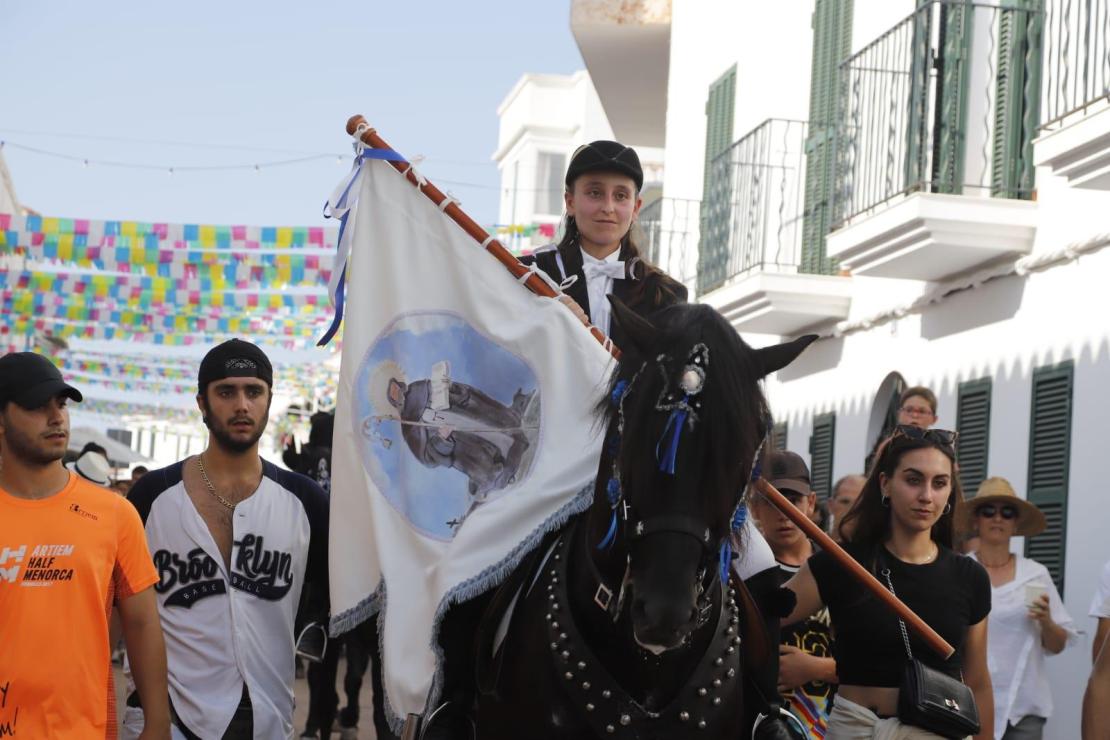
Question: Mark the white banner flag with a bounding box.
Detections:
[328,158,613,722]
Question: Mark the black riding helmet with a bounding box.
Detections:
[564,140,644,192]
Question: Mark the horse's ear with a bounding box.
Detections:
[608,295,656,355]
[754,334,818,378]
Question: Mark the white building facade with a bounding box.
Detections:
[574,1,1110,737]
[493,70,663,253]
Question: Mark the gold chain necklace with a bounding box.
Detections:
[197,454,237,511]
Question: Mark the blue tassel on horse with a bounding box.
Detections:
[656,399,690,475]
[597,477,622,549]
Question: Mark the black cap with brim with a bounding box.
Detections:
[15,380,83,409]
[0,352,83,409]
[198,338,274,395]
[565,141,644,192]
[769,478,812,498]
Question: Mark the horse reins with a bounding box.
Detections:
[587,342,766,626]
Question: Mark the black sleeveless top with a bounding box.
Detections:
[808,543,990,686]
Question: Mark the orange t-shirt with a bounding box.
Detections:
[0,472,159,739]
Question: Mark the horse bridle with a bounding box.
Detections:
[588,344,752,628]
[583,502,722,629]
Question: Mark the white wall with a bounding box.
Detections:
[588,4,1110,731]
[852,0,915,56]
[766,236,1110,740]
[494,71,665,251]
[495,72,616,232]
[663,1,813,204]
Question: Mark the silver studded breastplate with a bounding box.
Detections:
[543,528,743,737]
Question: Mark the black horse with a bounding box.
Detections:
[464,297,814,739]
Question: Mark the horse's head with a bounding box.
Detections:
[599,296,813,653]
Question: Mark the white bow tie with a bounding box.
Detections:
[581,260,626,281]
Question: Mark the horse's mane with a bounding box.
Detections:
[596,303,770,539]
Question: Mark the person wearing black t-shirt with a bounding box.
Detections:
[782,426,993,739]
[749,450,837,738]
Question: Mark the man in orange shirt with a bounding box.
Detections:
[0,352,170,739]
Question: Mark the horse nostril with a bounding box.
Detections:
[632,598,648,620]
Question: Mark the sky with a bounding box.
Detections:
[0,1,585,228]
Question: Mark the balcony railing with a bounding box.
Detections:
[832,0,1042,229]
[696,119,813,296]
[1041,0,1110,130]
[638,196,700,289]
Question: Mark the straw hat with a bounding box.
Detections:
[957,477,1046,537]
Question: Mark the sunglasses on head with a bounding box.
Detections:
[892,424,958,449]
[976,504,1018,520]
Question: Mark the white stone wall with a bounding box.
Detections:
[494,72,616,234]
[764,196,1110,738]
[583,2,1110,733]
[494,71,666,251]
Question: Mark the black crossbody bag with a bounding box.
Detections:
[879,555,980,739]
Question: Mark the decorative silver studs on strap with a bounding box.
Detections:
[545,532,742,734]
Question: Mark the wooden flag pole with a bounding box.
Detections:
[753,478,954,659]
[344,114,619,359]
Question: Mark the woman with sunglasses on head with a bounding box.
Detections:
[782,426,994,739]
[521,141,687,349]
[957,478,1076,740]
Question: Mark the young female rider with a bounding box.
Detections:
[426,141,688,740]
[782,426,994,739]
[523,140,687,342]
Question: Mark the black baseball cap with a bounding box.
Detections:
[197,339,274,395]
[0,352,83,409]
[565,141,644,192]
[766,450,813,497]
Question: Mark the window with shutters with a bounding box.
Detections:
[956,378,991,496]
[809,413,836,500]
[800,0,852,275]
[533,152,566,216]
[992,0,1042,199]
[1025,362,1073,596]
[696,65,737,294]
[772,422,788,452]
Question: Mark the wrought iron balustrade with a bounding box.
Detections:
[638,196,700,290]
[832,0,1042,229]
[1041,0,1110,129]
[696,119,812,296]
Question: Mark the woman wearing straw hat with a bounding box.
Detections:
[958,477,1077,740]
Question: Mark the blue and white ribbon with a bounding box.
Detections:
[317,143,408,346]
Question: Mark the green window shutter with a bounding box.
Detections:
[1025,362,1073,596]
[933,2,974,194]
[772,422,788,452]
[801,0,853,275]
[992,1,1043,199]
[696,66,737,295]
[956,378,991,495]
[904,2,934,191]
[809,413,836,500]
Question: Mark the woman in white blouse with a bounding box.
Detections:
[958,477,1077,740]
